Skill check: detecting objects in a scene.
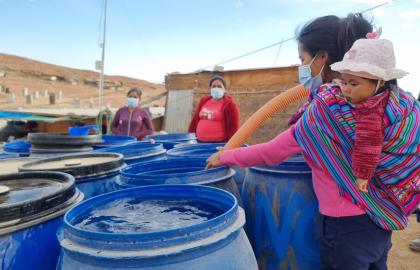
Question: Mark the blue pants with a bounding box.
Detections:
[320,214,392,270]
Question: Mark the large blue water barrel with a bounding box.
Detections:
[93,135,137,149]
[19,153,125,199]
[146,133,197,150]
[94,142,166,165]
[57,184,258,270]
[118,158,241,202]
[3,140,31,157]
[0,171,83,270]
[242,154,320,270]
[166,143,247,192]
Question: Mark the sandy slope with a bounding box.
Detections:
[0,53,166,110]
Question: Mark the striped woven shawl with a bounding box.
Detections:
[294,84,419,230]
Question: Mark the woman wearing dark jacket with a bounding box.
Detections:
[188,75,240,142]
[111,87,154,140]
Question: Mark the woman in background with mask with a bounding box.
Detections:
[111,87,154,140]
[188,75,240,142]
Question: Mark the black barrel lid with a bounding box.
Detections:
[19,153,125,179]
[28,133,103,146]
[30,145,93,153]
[0,172,76,224]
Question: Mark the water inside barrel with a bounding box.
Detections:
[73,198,224,233]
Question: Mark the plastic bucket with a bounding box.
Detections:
[242,154,320,269]
[166,143,247,192]
[118,158,241,202]
[3,140,31,157]
[93,135,137,149]
[0,172,83,270]
[68,125,98,136]
[19,153,125,199]
[94,142,166,165]
[56,185,258,270]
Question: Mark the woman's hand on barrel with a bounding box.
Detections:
[206,152,223,169]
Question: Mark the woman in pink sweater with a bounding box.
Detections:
[111,87,154,140]
[207,18,419,270]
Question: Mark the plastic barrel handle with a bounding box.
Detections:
[224,84,309,150]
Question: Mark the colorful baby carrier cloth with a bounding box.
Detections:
[294,83,419,230]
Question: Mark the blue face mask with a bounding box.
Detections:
[211,87,225,99]
[127,97,139,107]
[298,54,324,91]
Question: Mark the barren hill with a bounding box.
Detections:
[0,53,166,111]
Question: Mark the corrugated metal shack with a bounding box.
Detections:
[164,66,305,144]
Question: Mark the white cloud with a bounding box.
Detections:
[401,23,414,29]
[235,0,244,8]
[280,20,290,25]
[399,9,420,20]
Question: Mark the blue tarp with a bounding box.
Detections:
[0,111,74,123]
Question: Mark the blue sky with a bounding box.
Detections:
[0,0,419,96]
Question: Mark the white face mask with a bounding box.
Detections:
[127,97,139,107]
[210,87,225,99]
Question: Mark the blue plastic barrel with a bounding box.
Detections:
[118,158,241,202]
[56,184,258,270]
[0,171,83,270]
[93,134,137,149]
[94,142,166,165]
[146,133,197,149]
[167,143,247,192]
[19,153,125,199]
[3,140,31,157]
[241,154,320,270]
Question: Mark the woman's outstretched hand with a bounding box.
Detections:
[206,147,225,169]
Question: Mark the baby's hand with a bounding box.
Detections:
[356,178,369,193]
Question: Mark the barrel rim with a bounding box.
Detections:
[28,132,103,145]
[94,142,166,158]
[61,184,239,250]
[146,133,197,142]
[0,171,78,228]
[18,152,125,179]
[119,158,235,186]
[249,165,312,175]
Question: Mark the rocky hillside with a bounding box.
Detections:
[0,53,166,110]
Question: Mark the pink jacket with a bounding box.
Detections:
[220,126,365,217]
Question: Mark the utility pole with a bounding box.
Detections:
[98,0,108,110]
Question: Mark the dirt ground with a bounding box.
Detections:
[388,215,420,270]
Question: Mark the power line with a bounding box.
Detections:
[358,0,394,14]
[192,0,395,72]
[194,37,295,72]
